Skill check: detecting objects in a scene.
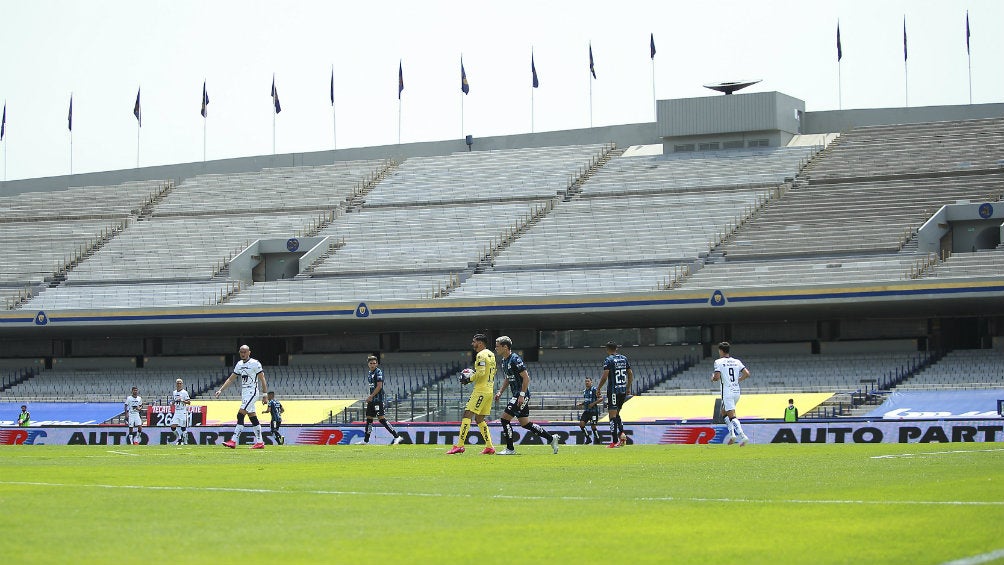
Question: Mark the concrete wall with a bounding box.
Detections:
[802,103,1004,134]
[0,123,659,197]
[658,91,804,138]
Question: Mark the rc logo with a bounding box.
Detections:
[296,429,364,445]
[660,426,727,444]
[0,429,48,445]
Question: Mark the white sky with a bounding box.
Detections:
[0,0,1000,181]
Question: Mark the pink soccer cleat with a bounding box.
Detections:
[607,441,619,449]
[223,440,237,449]
[446,445,465,455]
[480,446,496,455]
[250,442,265,450]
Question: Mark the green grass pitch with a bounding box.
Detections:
[1,442,1002,564]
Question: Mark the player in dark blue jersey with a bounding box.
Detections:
[596,341,634,448]
[364,355,403,445]
[576,377,602,444]
[493,336,560,455]
[263,391,285,445]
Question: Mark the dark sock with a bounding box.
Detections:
[523,422,552,442]
[365,419,373,442]
[380,418,399,437]
[502,420,515,450]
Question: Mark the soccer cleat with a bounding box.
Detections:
[480,446,496,455]
[607,441,619,448]
[497,449,517,455]
[133,441,140,446]
[277,435,284,445]
[550,435,560,454]
[223,440,236,449]
[739,435,750,446]
[726,434,736,445]
[250,442,265,450]
[392,436,403,445]
[618,433,627,447]
[446,445,465,455]
[583,435,592,445]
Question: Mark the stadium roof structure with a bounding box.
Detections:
[703,80,761,95]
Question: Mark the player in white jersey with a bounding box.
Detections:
[712,341,751,446]
[169,378,192,445]
[124,386,144,445]
[215,344,268,449]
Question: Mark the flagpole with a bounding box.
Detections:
[398,99,402,145]
[203,118,207,162]
[136,122,140,168]
[904,61,908,107]
[651,58,656,122]
[273,111,276,156]
[589,74,593,128]
[838,62,843,110]
[531,87,535,134]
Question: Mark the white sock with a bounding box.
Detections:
[254,425,262,443]
[234,424,244,442]
[723,416,734,436]
[179,428,187,444]
[732,418,746,438]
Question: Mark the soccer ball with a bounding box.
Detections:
[459,368,475,383]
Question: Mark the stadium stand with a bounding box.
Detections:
[151,160,390,216]
[361,144,609,206]
[799,117,1004,180]
[649,351,928,395]
[2,368,226,404]
[896,348,1004,390]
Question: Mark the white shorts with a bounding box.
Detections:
[722,392,740,412]
[170,411,190,427]
[240,393,258,413]
[127,413,143,427]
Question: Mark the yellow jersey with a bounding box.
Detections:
[471,348,496,392]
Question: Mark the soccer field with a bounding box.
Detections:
[1,442,1002,565]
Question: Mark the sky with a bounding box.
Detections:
[0,0,1001,182]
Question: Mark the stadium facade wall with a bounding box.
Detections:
[803,103,1004,134]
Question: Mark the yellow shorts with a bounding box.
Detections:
[465,390,492,416]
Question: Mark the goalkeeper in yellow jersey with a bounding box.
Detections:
[447,333,497,455]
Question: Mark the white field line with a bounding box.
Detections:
[940,548,1004,565]
[1,480,1003,506]
[870,448,1004,459]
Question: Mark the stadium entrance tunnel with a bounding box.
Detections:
[229,236,331,283]
[916,201,1004,255]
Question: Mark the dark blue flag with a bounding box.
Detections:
[531,54,539,88]
[330,67,335,105]
[398,61,404,99]
[68,96,73,132]
[837,22,842,62]
[201,81,209,118]
[650,33,656,60]
[903,17,908,62]
[589,43,596,78]
[1,103,6,140]
[461,59,469,95]
[966,11,971,55]
[133,88,141,127]
[271,76,281,113]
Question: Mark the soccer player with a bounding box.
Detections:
[447,334,497,455]
[215,344,267,449]
[493,335,559,455]
[124,386,144,445]
[263,391,285,445]
[576,377,602,444]
[17,405,30,427]
[712,341,751,446]
[364,356,402,445]
[596,341,633,448]
[169,378,191,445]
